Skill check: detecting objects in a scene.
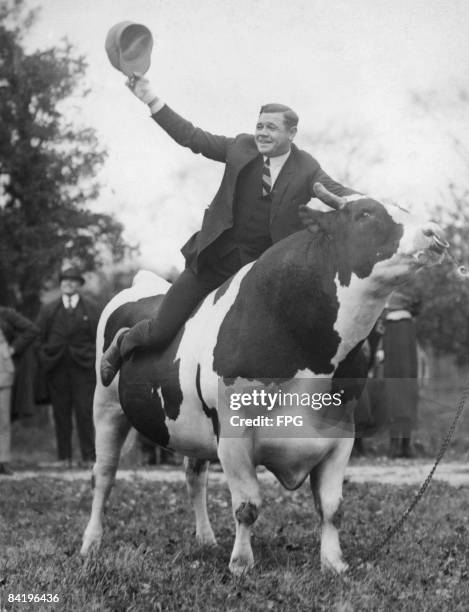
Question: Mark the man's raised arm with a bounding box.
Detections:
[128,76,232,163]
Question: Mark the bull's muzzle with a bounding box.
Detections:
[422,223,449,254]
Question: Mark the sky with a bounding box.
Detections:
[24,0,469,274]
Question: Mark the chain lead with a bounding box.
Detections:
[349,383,469,573]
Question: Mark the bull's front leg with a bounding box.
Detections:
[184,457,217,545]
[217,436,261,575]
[80,384,131,556]
[309,438,354,573]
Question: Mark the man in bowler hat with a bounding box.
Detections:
[36,268,99,466]
[101,75,360,385]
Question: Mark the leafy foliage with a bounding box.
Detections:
[0,0,129,315]
[414,189,469,365]
[409,89,469,364]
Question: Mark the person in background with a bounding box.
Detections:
[383,286,422,458]
[353,319,386,456]
[36,268,99,468]
[0,305,39,475]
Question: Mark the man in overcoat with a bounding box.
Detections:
[36,268,99,466]
[101,76,359,385]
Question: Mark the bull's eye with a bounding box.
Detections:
[357,210,371,220]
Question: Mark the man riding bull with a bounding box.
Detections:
[101,77,361,385]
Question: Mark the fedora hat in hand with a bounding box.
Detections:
[105,21,153,77]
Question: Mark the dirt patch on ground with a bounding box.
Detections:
[346,461,469,486]
[4,461,469,486]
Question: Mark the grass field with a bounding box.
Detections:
[0,475,468,611]
[2,375,468,611]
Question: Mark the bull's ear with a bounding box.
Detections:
[299,205,327,234]
[313,182,346,210]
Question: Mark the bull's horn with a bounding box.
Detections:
[313,183,346,210]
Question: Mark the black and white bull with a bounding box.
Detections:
[81,184,446,574]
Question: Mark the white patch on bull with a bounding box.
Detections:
[294,368,332,379]
[380,202,430,260]
[164,263,256,455]
[155,386,173,437]
[95,271,170,375]
[331,273,388,368]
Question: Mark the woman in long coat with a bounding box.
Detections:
[382,288,421,458]
[0,306,39,475]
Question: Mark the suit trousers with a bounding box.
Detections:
[121,249,244,356]
[47,353,96,461]
[0,386,12,463]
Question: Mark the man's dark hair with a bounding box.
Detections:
[259,103,299,129]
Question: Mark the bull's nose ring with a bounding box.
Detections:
[433,235,449,250]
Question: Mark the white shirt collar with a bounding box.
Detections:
[264,149,291,169]
[62,294,80,309]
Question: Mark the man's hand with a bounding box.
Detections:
[126,73,158,106]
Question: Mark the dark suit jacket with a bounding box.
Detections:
[153,105,357,272]
[36,296,99,373]
[0,306,39,354]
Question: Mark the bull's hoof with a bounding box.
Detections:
[196,529,217,547]
[229,553,254,576]
[80,531,102,557]
[321,557,349,574]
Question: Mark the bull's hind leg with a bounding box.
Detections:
[80,384,131,556]
[309,438,354,573]
[184,457,217,545]
[218,438,261,575]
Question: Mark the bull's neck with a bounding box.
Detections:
[254,232,336,328]
[253,230,383,371]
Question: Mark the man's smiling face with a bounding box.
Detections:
[255,112,297,157]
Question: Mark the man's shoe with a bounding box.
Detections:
[100,328,129,386]
[0,463,13,476]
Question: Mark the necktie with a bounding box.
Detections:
[262,157,272,197]
[65,296,73,312]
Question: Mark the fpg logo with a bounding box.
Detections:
[276,415,303,426]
